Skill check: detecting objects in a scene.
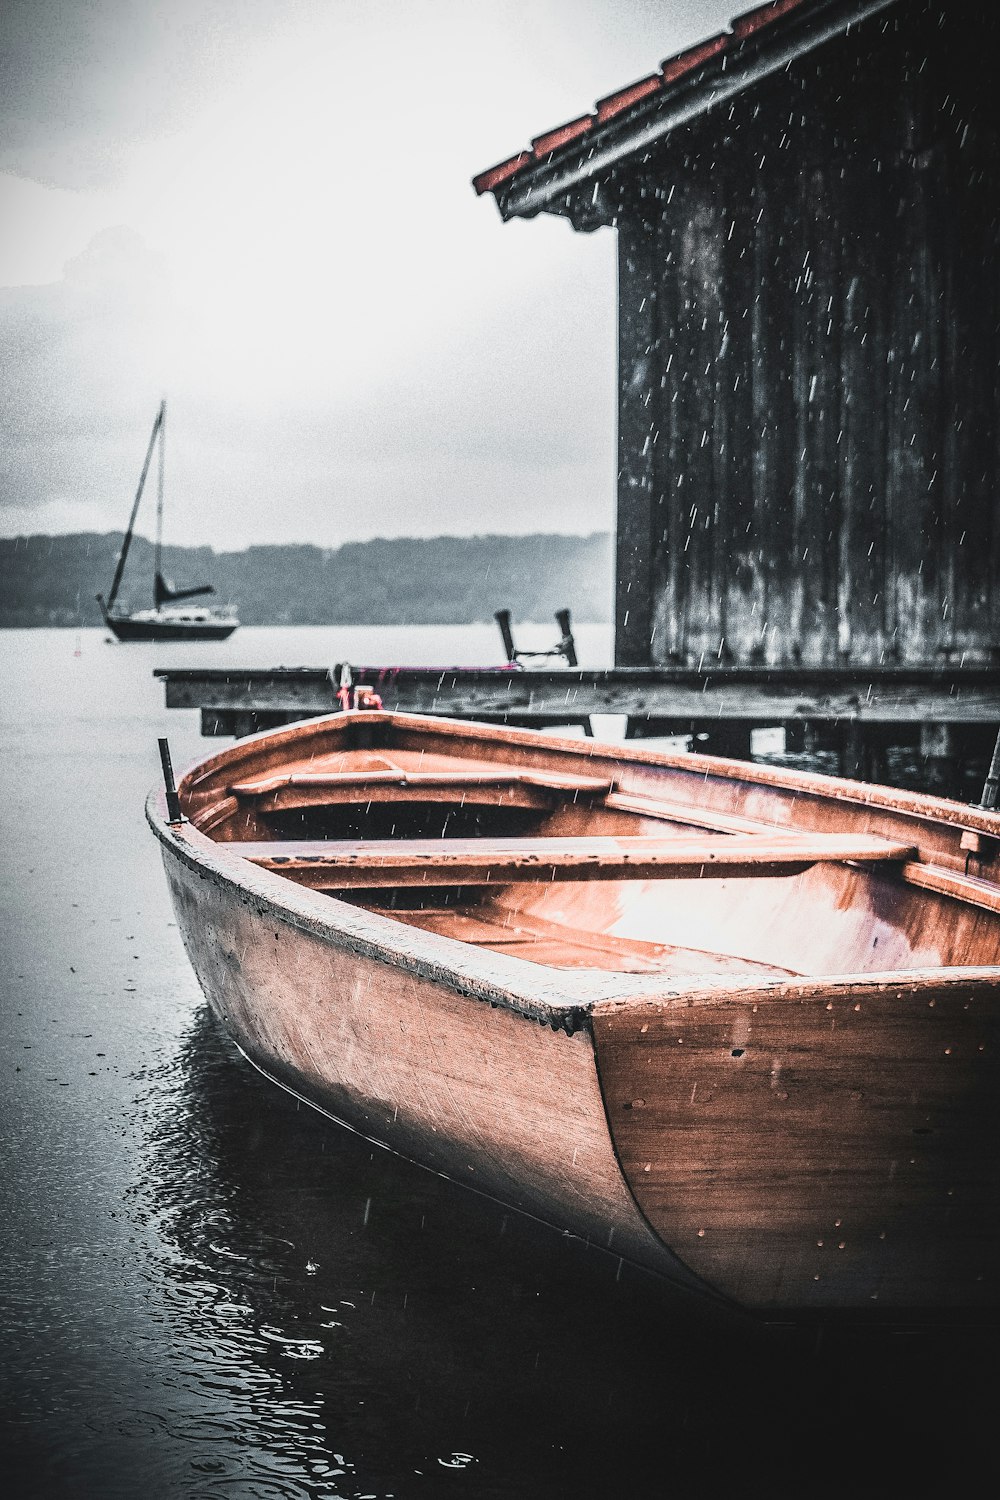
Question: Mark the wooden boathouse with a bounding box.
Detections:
[156,0,999,791]
[473,0,999,772]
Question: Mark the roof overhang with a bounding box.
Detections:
[479,0,900,226]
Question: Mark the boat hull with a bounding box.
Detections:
[148,711,1000,1313]
[158,829,703,1294]
[106,615,237,641]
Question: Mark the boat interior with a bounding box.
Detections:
[177,718,1000,984]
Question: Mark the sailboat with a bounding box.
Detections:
[97,400,239,642]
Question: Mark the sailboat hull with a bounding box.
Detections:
[105,615,237,642]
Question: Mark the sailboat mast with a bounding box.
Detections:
[104,401,165,614]
[154,399,166,588]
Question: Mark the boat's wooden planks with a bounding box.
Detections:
[592,971,1000,1308]
[231,833,917,888]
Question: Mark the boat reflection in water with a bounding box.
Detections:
[135,1006,738,1496]
[136,1004,998,1498]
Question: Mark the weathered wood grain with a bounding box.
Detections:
[598,6,1000,671]
[156,663,1000,725]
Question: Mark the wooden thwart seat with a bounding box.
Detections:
[227,765,616,811]
[231,832,917,888]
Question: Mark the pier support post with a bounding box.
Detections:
[836,723,889,785]
[624,717,683,740]
[919,722,959,795]
[784,721,809,753]
[694,724,753,760]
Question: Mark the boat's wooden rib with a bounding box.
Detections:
[147,710,1000,1315]
[234,832,917,888]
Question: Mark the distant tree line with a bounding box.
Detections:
[0,531,613,627]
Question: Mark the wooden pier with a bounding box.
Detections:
[155,661,1000,785]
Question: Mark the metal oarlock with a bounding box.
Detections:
[494,608,577,669]
[982,725,1000,810]
[158,737,183,823]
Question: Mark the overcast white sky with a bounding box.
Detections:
[2,0,736,548]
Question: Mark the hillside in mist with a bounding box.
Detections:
[1,531,612,627]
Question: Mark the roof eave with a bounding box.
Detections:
[492,0,899,224]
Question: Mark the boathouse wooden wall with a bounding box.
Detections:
[612,3,998,669]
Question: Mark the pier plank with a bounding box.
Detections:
[156,664,1000,729]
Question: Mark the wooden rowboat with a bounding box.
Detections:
[148,711,1000,1314]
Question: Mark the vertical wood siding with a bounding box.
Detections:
[613,4,999,670]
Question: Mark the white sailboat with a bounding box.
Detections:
[97,401,238,641]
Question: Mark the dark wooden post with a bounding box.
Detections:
[495,610,517,664]
[615,208,657,667]
[554,609,578,668]
[158,737,183,823]
[696,723,753,761]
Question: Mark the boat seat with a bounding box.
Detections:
[227,766,616,812]
[230,832,917,888]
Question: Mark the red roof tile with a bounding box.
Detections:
[472,151,533,196]
[731,0,805,41]
[531,115,593,157]
[596,74,662,123]
[660,33,728,84]
[473,0,813,200]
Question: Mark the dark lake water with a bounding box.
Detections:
[2,626,998,1498]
